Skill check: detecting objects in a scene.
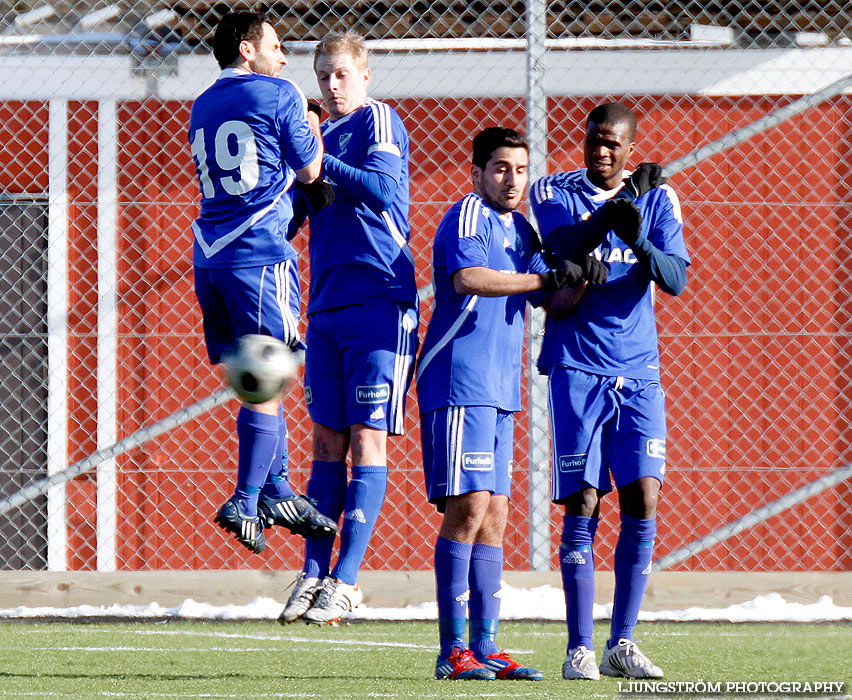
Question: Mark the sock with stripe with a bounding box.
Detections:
[435,536,473,660]
[302,460,347,580]
[261,407,295,499]
[609,514,656,647]
[332,465,388,585]
[468,543,503,659]
[560,513,598,650]
[234,407,280,517]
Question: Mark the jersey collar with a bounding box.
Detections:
[217,67,252,81]
[581,167,629,202]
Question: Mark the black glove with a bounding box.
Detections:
[296,177,335,213]
[603,198,643,245]
[579,255,608,285]
[307,101,323,118]
[618,162,666,200]
[541,259,583,291]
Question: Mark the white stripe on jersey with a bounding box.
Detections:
[367,142,402,157]
[370,101,391,144]
[447,406,465,496]
[457,195,481,239]
[532,177,555,204]
[274,259,300,347]
[382,211,415,266]
[389,307,414,435]
[416,294,479,377]
[192,185,290,259]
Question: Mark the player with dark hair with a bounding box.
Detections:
[531,102,689,680]
[417,127,607,680]
[279,31,419,625]
[188,11,336,554]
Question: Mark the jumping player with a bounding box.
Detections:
[188,11,337,554]
[417,127,607,680]
[280,31,418,625]
[531,103,689,680]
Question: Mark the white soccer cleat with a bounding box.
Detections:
[302,576,363,625]
[599,638,664,679]
[562,645,601,680]
[278,573,321,623]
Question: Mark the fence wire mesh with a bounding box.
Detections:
[0,1,851,573]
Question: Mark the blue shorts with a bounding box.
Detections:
[194,259,302,364]
[421,405,514,510]
[305,300,418,435]
[548,367,667,502]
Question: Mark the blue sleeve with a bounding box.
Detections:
[631,186,690,296]
[321,150,401,212]
[277,81,320,171]
[629,236,689,296]
[444,205,489,276]
[322,102,406,212]
[287,188,308,240]
[525,249,553,308]
[531,179,605,261]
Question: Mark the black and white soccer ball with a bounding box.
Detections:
[222,334,301,404]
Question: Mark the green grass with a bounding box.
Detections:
[0,620,849,699]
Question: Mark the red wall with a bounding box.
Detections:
[5,95,851,571]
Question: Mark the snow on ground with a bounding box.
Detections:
[0,583,850,622]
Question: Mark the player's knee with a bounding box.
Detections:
[313,423,348,461]
[564,487,601,517]
[619,477,660,519]
[349,424,387,464]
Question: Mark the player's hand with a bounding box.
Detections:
[297,177,335,213]
[307,101,323,118]
[541,260,584,291]
[604,199,643,244]
[619,163,666,200]
[579,255,608,285]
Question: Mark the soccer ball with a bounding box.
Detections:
[222,334,301,404]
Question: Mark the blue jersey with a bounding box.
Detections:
[531,168,690,380]
[417,194,549,414]
[188,69,320,269]
[306,99,415,314]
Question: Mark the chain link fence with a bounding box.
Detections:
[1,1,851,574]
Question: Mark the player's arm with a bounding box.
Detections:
[295,106,324,184]
[531,179,623,262]
[320,151,400,211]
[615,197,689,296]
[320,105,405,212]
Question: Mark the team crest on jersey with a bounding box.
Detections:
[646,439,666,459]
[304,386,312,405]
[356,383,390,404]
[461,452,493,472]
[558,454,586,473]
[337,132,351,155]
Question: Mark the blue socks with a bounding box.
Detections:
[469,543,503,659]
[435,536,472,659]
[609,514,656,646]
[303,460,348,580]
[261,410,295,499]
[332,465,388,585]
[234,407,280,517]
[560,514,598,650]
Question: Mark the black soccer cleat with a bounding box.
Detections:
[214,498,266,554]
[258,494,338,539]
